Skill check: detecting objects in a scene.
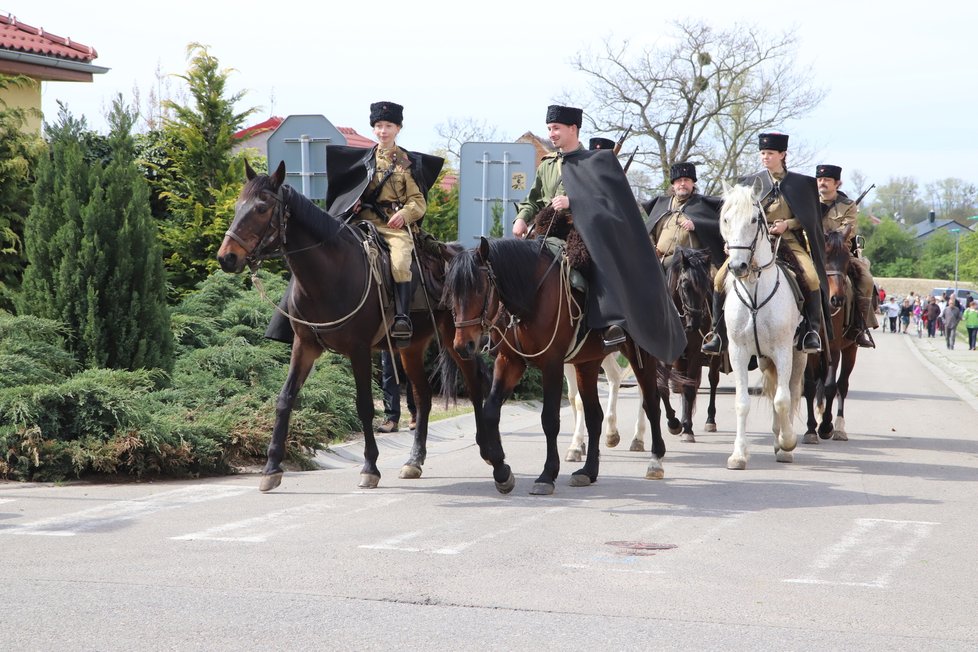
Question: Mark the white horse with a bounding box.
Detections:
[564,354,648,461]
[719,183,806,470]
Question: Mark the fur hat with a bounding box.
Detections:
[589,137,616,151]
[815,164,842,180]
[369,101,404,127]
[670,162,697,182]
[758,132,789,151]
[546,105,583,128]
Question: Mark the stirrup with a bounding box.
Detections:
[855,329,875,349]
[802,330,822,353]
[701,331,723,355]
[391,316,412,346]
[602,325,626,347]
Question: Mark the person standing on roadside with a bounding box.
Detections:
[884,296,900,334]
[964,300,978,351]
[926,298,941,338]
[942,299,963,349]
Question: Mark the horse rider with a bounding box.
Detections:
[816,163,877,348]
[703,132,830,355]
[512,104,685,363]
[323,101,443,344]
[642,162,725,271]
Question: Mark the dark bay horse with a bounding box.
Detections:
[656,247,724,443]
[445,236,668,495]
[217,161,486,491]
[803,226,860,443]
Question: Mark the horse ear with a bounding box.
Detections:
[842,223,854,241]
[751,178,763,200]
[272,160,286,187]
[245,158,257,181]
[478,236,490,262]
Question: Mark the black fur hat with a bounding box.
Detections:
[758,132,789,151]
[589,137,616,151]
[546,105,583,128]
[815,164,842,180]
[369,101,404,127]
[670,162,697,182]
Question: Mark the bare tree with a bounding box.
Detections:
[572,20,825,194]
[925,178,978,221]
[435,117,501,169]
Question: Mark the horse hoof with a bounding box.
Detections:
[704,423,717,433]
[564,449,583,463]
[358,473,381,489]
[569,472,593,487]
[727,456,747,470]
[802,432,819,445]
[605,432,620,448]
[483,458,493,466]
[776,450,794,463]
[818,429,833,440]
[399,464,422,480]
[495,471,516,494]
[259,471,283,492]
[629,439,646,452]
[668,422,682,435]
[529,482,555,495]
[681,432,695,443]
[779,435,797,452]
[645,459,664,479]
[832,431,848,441]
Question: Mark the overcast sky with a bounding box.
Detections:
[14,0,978,197]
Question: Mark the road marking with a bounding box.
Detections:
[784,518,938,588]
[0,498,15,506]
[2,485,251,537]
[359,530,426,552]
[172,495,404,542]
[431,506,568,555]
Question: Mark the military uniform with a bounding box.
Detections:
[516,147,575,225]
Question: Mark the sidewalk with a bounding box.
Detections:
[901,326,978,410]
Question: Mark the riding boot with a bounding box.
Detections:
[391,282,413,345]
[801,290,823,353]
[851,295,876,348]
[701,290,727,355]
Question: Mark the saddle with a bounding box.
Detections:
[773,240,806,313]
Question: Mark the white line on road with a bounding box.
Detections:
[431,506,569,555]
[2,485,252,536]
[784,517,938,588]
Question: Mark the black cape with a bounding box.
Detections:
[739,169,833,340]
[562,148,686,363]
[325,144,444,219]
[642,193,726,266]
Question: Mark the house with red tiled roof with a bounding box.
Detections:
[0,13,107,133]
[516,131,555,166]
[232,117,376,155]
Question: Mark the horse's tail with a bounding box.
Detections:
[434,348,490,408]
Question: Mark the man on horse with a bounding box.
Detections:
[703,132,831,355]
[816,163,877,349]
[512,104,685,363]
[324,101,443,343]
[642,162,725,270]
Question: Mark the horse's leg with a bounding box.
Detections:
[350,347,383,488]
[630,381,648,452]
[818,348,842,439]
[802,356,820,445]
[832,346,857,441]
[771,349,797,463]
[437,313,488,457]
[658,364,682,435]
[564,363,586,462]
[727,345,752,470]
[628,346,666,479]
[482,352,525,494]
[601,353,622,448]
[678,356,701,443]
[704,358,720,433]
[570,360,604,486]
[260,339,322,492]
[398,341,431,479]
[531,362,566,495]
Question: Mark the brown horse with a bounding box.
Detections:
[803,226,860,443]
[444,236,668,495]
[656,247,724,442]
[217,161,487,491]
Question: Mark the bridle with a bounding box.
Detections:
[224,185,290,270]
[724,200,778,279]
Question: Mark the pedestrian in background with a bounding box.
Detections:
[926,298,941,338]
[884,297,900,333]
[964,300,978,351]
[942,299,962,350]
[899,298,912,334]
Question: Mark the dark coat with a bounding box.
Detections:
[642,193,726,266]
[562,148,686,363]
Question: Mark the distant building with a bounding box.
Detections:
[909,212,975,240]
[516,131,554,166]
[232,116,376,155]
[0,13,107,133]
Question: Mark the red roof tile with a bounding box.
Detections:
[0,13,97,61]
[233,116,284,140]
[338,126,375,149]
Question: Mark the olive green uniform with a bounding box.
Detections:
[714,170,819,293]
[650,196,701,267]
[357,146,426,283]
[516,146,581,224]
[822,194,878,328]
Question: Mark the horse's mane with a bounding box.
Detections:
[487,238,556,317]
[720,184,755,221]
[667,246,712,299]
[824,229,866,288]
[243,175,343,244]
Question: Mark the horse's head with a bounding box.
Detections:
[720,182,769,279]
[444,238,497,359]
[671,247,712,331]
[218,160,287,274]
[824,227,853,310]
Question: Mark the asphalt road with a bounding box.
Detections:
[2,331,977,651]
